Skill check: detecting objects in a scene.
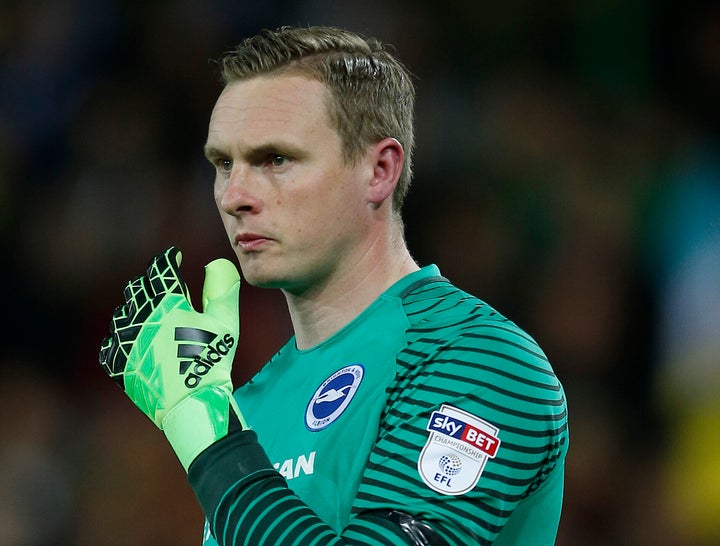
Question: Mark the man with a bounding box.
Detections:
[100,26,568,545]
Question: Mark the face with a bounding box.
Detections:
[205,74,374,294]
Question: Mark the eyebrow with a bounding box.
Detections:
[203,145,225,162]
[204,142,307,163]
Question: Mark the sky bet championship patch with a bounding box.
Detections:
[305,364,364,431]
[418,404,501,495]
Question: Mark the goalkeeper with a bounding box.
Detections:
[100,26,568,545]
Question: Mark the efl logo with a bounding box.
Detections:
[427,411,500,458]
[418,404,501,495]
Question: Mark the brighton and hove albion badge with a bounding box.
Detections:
[305,364,364,431]
[418,404,501,495]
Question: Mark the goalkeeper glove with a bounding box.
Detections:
[99,246,247,471]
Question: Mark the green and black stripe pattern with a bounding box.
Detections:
[190,275,568,545]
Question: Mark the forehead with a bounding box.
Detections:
[207,74,335,147]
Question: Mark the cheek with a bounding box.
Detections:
[282,165,362,231]
[213,184,224,208]
[217,206,235,236]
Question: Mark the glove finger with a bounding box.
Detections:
[146,246,189,301]
[98,335,111,369]
[99,334,126,390]
[122,275,148,316]
[99,247,187,395]
[201,258,240,324]
[111,303,128,323]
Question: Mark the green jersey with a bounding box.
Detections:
[190,265,569,545]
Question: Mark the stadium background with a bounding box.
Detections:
[0,1,718,544]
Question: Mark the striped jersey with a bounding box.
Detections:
[190,265,569,545]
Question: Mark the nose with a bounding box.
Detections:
[217,166,262,216]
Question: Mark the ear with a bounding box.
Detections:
[366,137,404,208]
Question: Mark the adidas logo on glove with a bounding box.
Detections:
[175,327,236,388]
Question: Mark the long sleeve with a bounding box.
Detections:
[189,431,429,545]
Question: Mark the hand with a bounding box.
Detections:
[99,247,246,470]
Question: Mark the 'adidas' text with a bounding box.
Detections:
[184,333,235,388]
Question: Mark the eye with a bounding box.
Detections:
[269,155,287,167]
[218,158,233,173]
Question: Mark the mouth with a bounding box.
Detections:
[235,232,273,252]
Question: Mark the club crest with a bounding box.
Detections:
[418,404,501,495]
[305,364,364,431]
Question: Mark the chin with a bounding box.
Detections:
[238,254,319,293]
[240,271,277,289]
[238,263,287,290]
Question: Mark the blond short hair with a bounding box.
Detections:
[218,26,416,213]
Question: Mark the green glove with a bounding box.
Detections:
[99,246,247,471]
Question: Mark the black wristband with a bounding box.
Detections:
[188,429,277,519]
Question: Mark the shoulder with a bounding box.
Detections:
[401,275,517,329]
[394,277,566,419]
[401,278,550,373]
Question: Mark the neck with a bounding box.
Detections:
[284,236,418,350]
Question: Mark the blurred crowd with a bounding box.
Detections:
[0,1,718,545]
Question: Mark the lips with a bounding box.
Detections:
[235,232,272,251]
